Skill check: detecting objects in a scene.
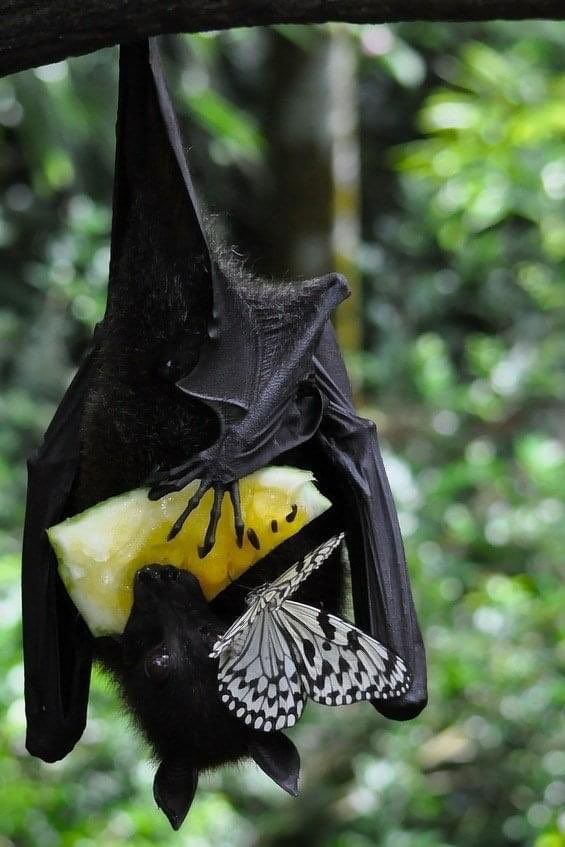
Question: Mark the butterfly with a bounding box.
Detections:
[210,534,411,732]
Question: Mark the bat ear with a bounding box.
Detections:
[153,758,199,831]
[249,732,301,797]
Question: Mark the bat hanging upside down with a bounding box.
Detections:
[21,38,427,830]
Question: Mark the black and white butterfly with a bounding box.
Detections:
[210,534,411,732]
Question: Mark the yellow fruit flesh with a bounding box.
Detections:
[49,467,330,636]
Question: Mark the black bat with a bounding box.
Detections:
[21,38,426,830]
[21,39,344,829]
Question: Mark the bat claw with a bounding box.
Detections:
[167,523,182,542]
[228,482,245,549]
[197,486,224,558]
[167,480,208,540]
[160,477,244,560]
[148,484,171,501]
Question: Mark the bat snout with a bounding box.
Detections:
[133,565,206,614]
[135,564,199,589]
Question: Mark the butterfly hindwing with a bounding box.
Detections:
[280,601,411,706]
[217,609,307,732]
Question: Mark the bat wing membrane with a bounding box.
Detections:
[22,348,96,762]
[314,323,428,720]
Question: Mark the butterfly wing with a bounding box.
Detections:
[213,533,346,731]
[209,602,259,658]
[211,533,343,660]
[280,600,411,705]
[217,608,306,732]
[266,532,344,604]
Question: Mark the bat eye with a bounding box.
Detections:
[144,646,171,683]
[157,358,176,382]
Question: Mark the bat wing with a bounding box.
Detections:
[22,347,96,761]
[177,271,348,424]
[108,40,213,309]
[313,323,427,720]
[130,41,349,486]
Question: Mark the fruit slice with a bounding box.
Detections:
[48,466,330,637]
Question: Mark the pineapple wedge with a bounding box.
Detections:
[48,466,330,636]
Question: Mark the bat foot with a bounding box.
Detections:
[194,482,245,558]
[167,480,209,541]
[146,457,201,500]
[154,476,246,559]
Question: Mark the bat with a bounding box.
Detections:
[21,36,427,830]
[211,534,410,732]
[21,39,345,830]
[22,340,98,763]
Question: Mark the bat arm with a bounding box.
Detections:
[149,380,324,557]
[316,410,428,720]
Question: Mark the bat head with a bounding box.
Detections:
[115,565,242,828]
[123,564,211,671]
[113,563,300,829]
[119,564,235,757]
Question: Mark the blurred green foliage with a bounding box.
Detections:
[1,22,564,847]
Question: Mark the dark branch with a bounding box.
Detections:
[2,1,564,78]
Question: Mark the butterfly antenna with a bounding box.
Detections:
[225,570,256,592]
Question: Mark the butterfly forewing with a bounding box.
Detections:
[266,533,345,605]
[210,532,344,658]
[210,602,259,658]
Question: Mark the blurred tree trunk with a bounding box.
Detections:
[262,28,362,362]
[3,0,564,77]
[328,26,362,360]
[262,29,334,279]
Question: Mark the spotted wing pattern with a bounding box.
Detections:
[274,601,410,705]
[217,608,306,732]
[211,535,411,732]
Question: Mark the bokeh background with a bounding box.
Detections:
[1,21,565,847]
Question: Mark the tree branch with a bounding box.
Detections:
[2,0,564,79]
